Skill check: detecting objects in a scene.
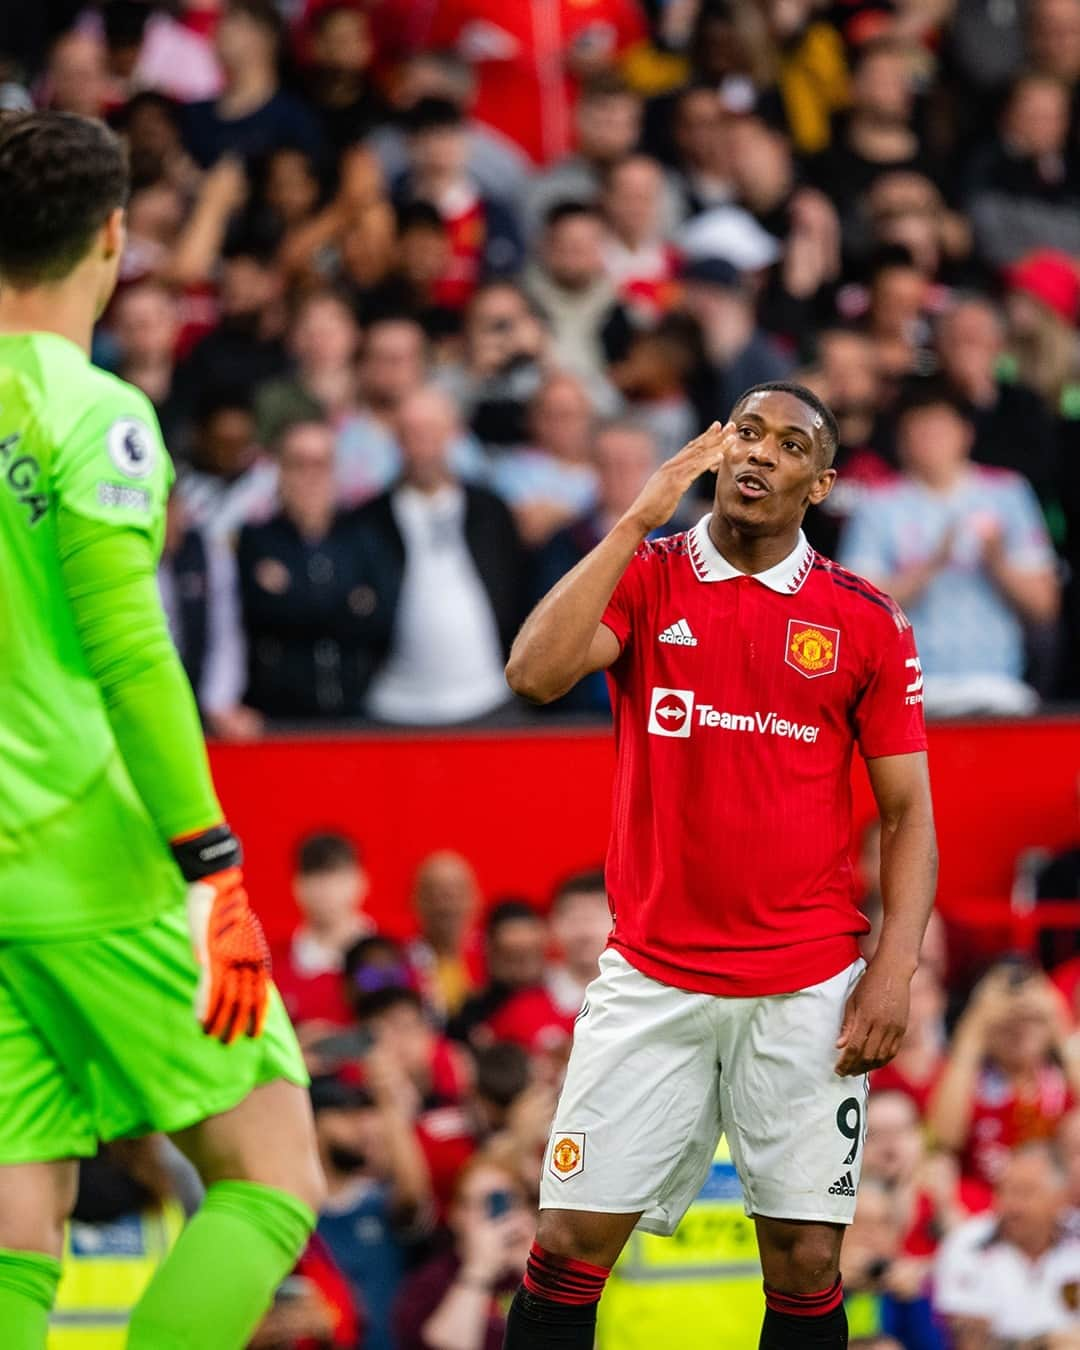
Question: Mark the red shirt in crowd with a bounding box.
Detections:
[961,1064,1075,1186]
[418,0,647,164]
[600,518,928,998]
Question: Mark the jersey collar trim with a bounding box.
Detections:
[687,516,815,594]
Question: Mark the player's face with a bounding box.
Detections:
[714,390,835,535]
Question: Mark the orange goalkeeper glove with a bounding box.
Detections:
[171,825,271,1045]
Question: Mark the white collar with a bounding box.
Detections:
[687,515,815,594]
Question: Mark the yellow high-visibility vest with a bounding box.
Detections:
[596,1141,765,1350]
[48,1201,184,1348]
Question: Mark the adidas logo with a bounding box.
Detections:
[828,1171,856,1197]
[659,619,698,647]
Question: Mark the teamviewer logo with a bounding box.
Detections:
[647,687,695,738]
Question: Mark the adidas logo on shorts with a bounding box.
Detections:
[828,1171,856,1197]
[658,619,698,646]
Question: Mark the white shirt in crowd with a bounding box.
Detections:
[934,1213,1080,1341]
[365,484,509,726]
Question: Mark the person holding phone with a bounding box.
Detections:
[395,1153,535,1350]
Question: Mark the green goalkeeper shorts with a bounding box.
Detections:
[0,907,308,1164]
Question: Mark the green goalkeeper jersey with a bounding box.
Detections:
[0,331,221,939]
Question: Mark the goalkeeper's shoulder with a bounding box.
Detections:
[52,366,174,528]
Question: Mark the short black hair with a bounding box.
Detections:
[0,112,129,285]
[296,832,360,875]
[894,375,972,426]
[543,199,603,232]
[732,381,840,468]
[474,1042,530,1108]
[354,985,424,1023]
[402,96,464,137]
[396,198,446,236]
[194,384,255,426]
[485,899,542,939]
[552,869,607,911]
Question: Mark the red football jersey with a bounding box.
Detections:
[600,517,928,998]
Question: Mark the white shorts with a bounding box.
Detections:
[540,950,868,1236]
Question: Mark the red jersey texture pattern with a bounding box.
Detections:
[600,517,928,998]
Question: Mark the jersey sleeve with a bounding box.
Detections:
[853,613,928,760]
[52,381,173,542]
[57,507,223,843]
[601,546,650,650]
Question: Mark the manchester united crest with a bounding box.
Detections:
[785,620,841,679]
[549,1133,585,1181]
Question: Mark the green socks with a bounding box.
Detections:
[0,1248,61,1349]
[126,1181,316,1349]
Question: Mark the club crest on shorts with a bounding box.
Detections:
[785,620,840,679]
[549,1132,585,1181]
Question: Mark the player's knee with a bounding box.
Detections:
[759,1220,841,1293]
[534,1209,622,1269]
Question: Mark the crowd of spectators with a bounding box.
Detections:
[6,0,1080,729]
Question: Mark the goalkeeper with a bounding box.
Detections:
[0,113,323,1347]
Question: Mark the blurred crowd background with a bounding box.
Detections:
[3,0,1079,733]
[8,0,1080,1345]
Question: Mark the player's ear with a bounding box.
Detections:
[807,467,836,506]
[101,206,126,262]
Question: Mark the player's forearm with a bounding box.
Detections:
[505,514,645,702]
[873,791,939,978]
[58,509,223,840]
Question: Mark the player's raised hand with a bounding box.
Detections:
[172,825,271,1045]
[625,421,736,534]
[834,960,910,1076]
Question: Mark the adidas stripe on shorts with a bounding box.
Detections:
[540,951,868,1235]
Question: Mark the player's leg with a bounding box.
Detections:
[0,1161,79,1349]
[718,960,868,1350]
[504,950,723,1350]
[754,1217,847,1347]
[0,953,100,1348]
[0,912,319,1350]
[125,1077,324,1349]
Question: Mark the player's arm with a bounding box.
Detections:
[54,400,268,1043]
[835,751,938,1075]
[505,421,734,703]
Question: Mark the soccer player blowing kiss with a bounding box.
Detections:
[504,385,938,1350]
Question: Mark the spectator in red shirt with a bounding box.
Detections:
[928,961,1080,1187]
[600,153,680,324]
[271,832,373,1033]
[449,901,574,1053]
[394,97,523,312]
[862,1090,989,1263]
[393,1149,535,1350]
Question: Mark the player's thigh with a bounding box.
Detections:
[171,1078,325,1213]
[720,961,868,1226]
[0,1160,80,1258]
[0,910,309,1148]
[540,950,722,1240]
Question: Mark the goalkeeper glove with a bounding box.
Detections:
[171,824,271,1045]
